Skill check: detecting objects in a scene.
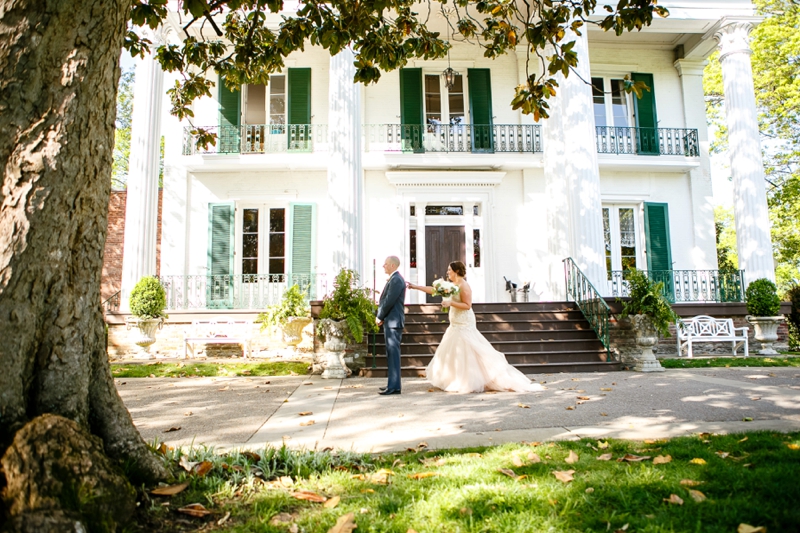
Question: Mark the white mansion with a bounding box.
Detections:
[119,0,775,312]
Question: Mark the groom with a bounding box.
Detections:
[375,256,406,395]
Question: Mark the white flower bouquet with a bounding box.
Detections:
[431,278,459,298]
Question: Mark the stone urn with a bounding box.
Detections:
[281,316,313,347]
[746,315,784,355]
[630,314,664,372]
[317,319,352,379]
[125,317,164,359]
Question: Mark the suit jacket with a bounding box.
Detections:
[376,271,406,329]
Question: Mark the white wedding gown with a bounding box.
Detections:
[425,292,545,393]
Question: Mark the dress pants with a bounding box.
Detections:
[384,326,403,391]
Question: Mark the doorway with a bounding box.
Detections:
[425,225,466,303]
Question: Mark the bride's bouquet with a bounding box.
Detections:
[432,279,459,311]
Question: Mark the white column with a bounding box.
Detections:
[414,201,426,304]
[327,48,364,277]
[120,34,164,310]
[560,30,607,291]
[674,59,716,269]
[714,21,775,283]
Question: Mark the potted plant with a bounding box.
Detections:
[256,284,312,347]
[126,276,167,359]
[745,278,784,355]
[618,269,679,372]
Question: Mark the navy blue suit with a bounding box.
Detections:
[376,271,406,391]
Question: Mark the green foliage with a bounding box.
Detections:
[745,278,782,317]
[618,269,678,337]
[787,284,800,350]
[128,276,167,319]
[256,284,310,330]
[715,206,739,273]
[111,68,134,190]
[661,356,800,369]
[110,361,309,378]
[318,269,377,344]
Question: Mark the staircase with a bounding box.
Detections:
[359,301,620,378]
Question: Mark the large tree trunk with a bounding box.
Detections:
[0,0,167,514]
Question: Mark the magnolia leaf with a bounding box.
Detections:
[787,443,800,450]
[577,396,590,400]
[664,494,684,505]
[498,468,517,478]
[157,443,168,455]
[298,411,313,416]
[585,487,595,493]
[350,474,366,481]
[600,387,613,391]
[408,472,440,480]
[300,420,316,427]
[739,436,749,443]
[517,403,530,408]
[194,461,214,477]
[151,482,190,496]
[715,451,730,459]
[653,455,672,465]
[566,406,575,410]
[738,525,767,533]
[565,450,579,464]
[688,489,707,502]
[512,456,524,467]
[280,476,294,486]
[644,439,657,444]
[680,479,703,487]
[528,452,542,463]
[179,456,198,472]
[324,496,341,509]
[597,453,613,461]
[327,513,357,533]
[597,441,610,449]
[553,470,575,483]
[177,503,213,517]
[689,458,707,465]
[292,490,327,503]
[164,426,181,433]
[418,442,428,449]
[370,469,395,484]
[618,454,651,462]
[217,511,231,526]
[243,451,261,462]
[270,513,298,525]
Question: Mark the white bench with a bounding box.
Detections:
[183,319,253,359]
[676,315,749,358]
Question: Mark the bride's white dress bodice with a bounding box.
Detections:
[447,291,476,328]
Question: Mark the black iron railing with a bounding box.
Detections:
[608,269,745,303]
[563,258,612,360]
[596,126,699,157]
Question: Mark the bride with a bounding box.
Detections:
[406,261,545,393]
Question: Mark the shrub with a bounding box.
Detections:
[745,278,781,317]
[256,284,310,330]
[618,268,679,337]
[318,269,378,344]
[129,276,167,319]
[785,284,800,350]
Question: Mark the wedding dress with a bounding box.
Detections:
[425,292,545,393]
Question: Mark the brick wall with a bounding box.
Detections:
[101,189,163,304]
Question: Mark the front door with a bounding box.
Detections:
[425,225,466,303]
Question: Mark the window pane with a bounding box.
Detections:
[242,258,258,275]
[270,75,286,125]
[473,205,480,216]
[603,208,612,278]
[269,258,285,275]
[409,229,417,268]
[243,209,259,233]
[448,73,465,124]
[473,229,481,268]
[410,205,416,216]
[271,75,285,93]
[610,79,630,127]
[425,205,463,215]
[592,77,607,128]
[270,208,285,232]
[245,85,266,124]
[269,233,285,257]
[425,74,441,124]
[243,233,259,258]
[618,208,636,271]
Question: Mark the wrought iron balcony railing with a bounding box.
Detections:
[159,273,327,310]
[183,124,323,155]
[608,269,745,303]
[596,126,699,157]
[363,123,543,153]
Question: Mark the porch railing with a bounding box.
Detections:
[563,258,612,360]
[102,290,120,314]
[363,123,543,153]
[596,126,699,157]
[159,273,327,310]
[608,269,745,303]
[183,124,324,155]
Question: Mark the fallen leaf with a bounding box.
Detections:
[151,482,190,496]
[597,441,609,449]
[280,476,294,486]
[427,388,436,392]
[664,494,684,505]
[614,525,629,532]
[688,489,707,502]
[498,468,517,478]
[680,479,703,487]
[418,442,428,449]
[194,461,213,477]
[565,450,579,464]
[653,455,672,465]
[298,411,313,416]
[517,403,530,408]
[577,396,590,400]
[407,472,439,480]
[292,490,327,503]
[689,458,707,465]
[566,406,575,410]
[392,459,406,468]
[585,487,594,493]
[243,451,261,462]
[370,469,395,484]
[597,453,613,461]
[164,426,181,433]
[600,387,613,391]
[618,454,651,462]
[787,443,800,450]
[738,525,767,533]
[157,443,168,455]
[739,436,749,443]
[600,412,608,416]
[527,452,542,463]
[715,451,730,459]
[217,511,231,525]
[751,397,761,401]
[743,417,754,422]
[512,456,524,467]
[300,420,316,427]
[553,470,575,483]
[350,474,366,481]
[177,503,213,517]
[218,386,229,391]
[644,439,657,444]
[327,513,357,533]
[324,496,341,509]
[184,411,193,416]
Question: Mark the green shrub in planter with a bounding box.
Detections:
[318,269,378,344]
[618,268,679,337]
[129,276,167,319]
[256,284,310,330]
[745,278,781,317]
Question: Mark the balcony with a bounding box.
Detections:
[608,270,745,303]
[596,126,699,157]
[182,124,323,155]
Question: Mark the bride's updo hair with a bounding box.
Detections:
[449,261,467,278]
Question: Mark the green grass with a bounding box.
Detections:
[110,361,310,378]
[660,356,800,369]
[133,432,800,532]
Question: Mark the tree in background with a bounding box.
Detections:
[704,0,800,292]
[112,68,135,190]
[715,206,739,274]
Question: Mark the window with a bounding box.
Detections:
[237,207,286,277]
[242,209,259,276]
[409,229,417,268]
[603,206,640,278]
[425,205,463,216]
[269,208,285,274]
[269,75,286,125]
[424,73,465,128]
[473,229,481,268]
[592,77,631,128]
[473,204,480,216]
[410,205,416,216]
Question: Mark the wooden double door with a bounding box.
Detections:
[425,225,466,303]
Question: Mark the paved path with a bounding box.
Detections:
[117,367,800,453]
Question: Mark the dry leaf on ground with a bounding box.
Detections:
[512,456,524,467]
[553,470,575,483]
[177,503,213,517]
[653,455,672,465]
[194,461,213,477]
[664,494,684,505]
[566,406,575,410]
[680,479,703,486]
[618,454,651,462]
[164,426,181,433]
[427,388,436,392]
[518,403,530,408]
[577,396,590,400]
[688,489,707,502]
[787,443,799,450]
[498,468,517,478]
[418,442,428,448]
[243,451,261,462]
[565,451,579,464]
[217,512,231,526]
[600,387,613,391]
[292,490,327,503]
[280,476,294,486]
[350,474,366,481]
[739,436,749,443]
[597,453,613,461]
[585,487,594,493]
[324,496,341,509]
[298,411,313,416]
[370,469,395,484]
[597,441,609,449]
[179,456,198,472]
[151,482,189,496]
[327,513,357,533]
[408,472,439,480]
[715,451,730,459]
[300,420,316,427]
[738,525,767,533]
[528,452,542,463]
[689,458,707,465]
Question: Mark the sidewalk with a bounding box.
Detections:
[117,367,800,453]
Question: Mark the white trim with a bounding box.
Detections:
[411,60,475,68]
[386,171,505,188]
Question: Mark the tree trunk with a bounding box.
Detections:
[0,0,167,512]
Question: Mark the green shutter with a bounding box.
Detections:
[468,68,494,152]
[287,203,317,297]
[644,202,674,302]
[399,68,424,152]
[218,76,241,153]
[207,202,235,309]
[632,73,659,155]
[287,68,311,148]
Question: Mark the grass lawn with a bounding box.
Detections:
[111,361,310,378]
[134,432,800,532]
[660,356,800,369]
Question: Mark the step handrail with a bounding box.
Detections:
[562,258,612,361]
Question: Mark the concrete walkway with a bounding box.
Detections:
[117,367,800,453]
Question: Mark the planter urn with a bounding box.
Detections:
[630,314,665,372]
[318,319,351,379]
[746,315,784,355]
[281,316,313,347]
[125,317,164,359]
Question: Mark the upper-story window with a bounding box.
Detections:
[269,75,286,125]
[424,72,465,127]
[592,78,631,128]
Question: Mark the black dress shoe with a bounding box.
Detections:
[379,386,387,392]
[378,389,401,395]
